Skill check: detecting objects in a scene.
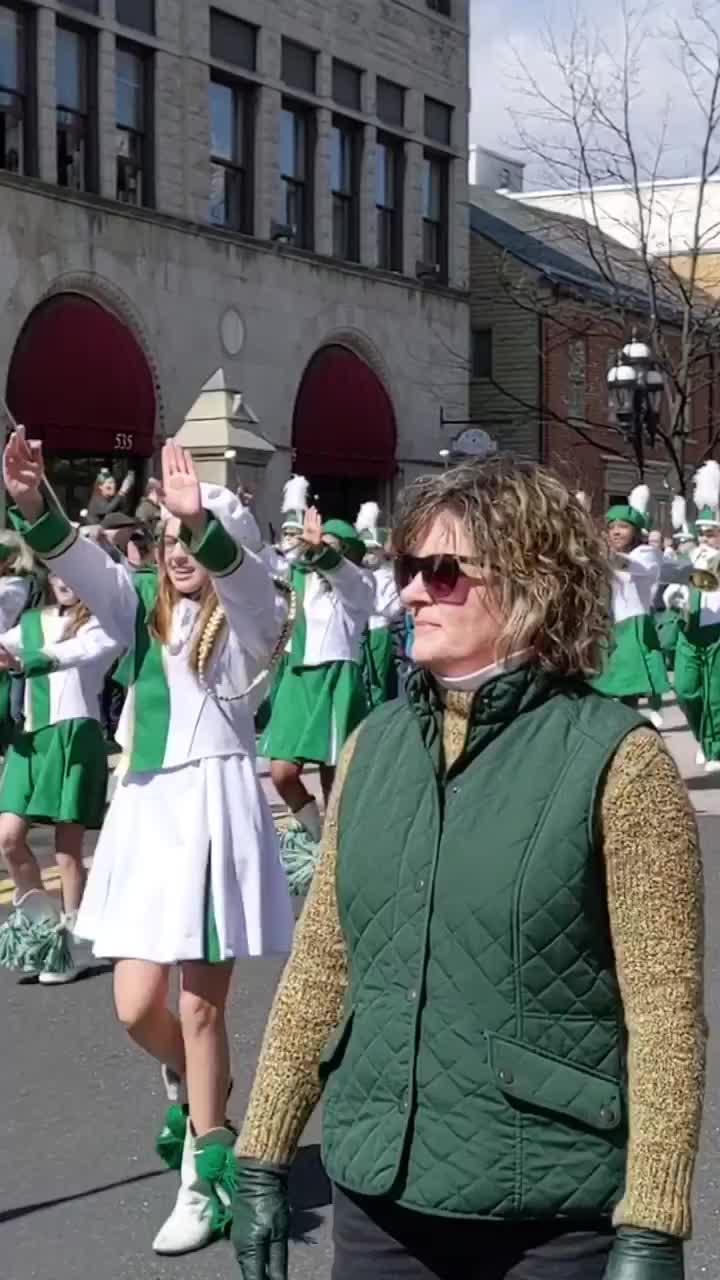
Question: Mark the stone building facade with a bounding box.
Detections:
[0,0,470,529]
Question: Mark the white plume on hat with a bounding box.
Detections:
[282,475,309,515]
[356,502,381,533]
[671,495,687,533]
[575,491,590,511]
[693,460,720,513]
[628,484,650,518]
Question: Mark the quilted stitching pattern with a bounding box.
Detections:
[324,673,635,1218]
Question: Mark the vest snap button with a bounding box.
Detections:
[600,1105,616,1124]
[416,878,425,891]
[498,1068,514,1085]
[408,988,417,1002]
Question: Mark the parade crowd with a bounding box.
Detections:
[0,431,709,1280]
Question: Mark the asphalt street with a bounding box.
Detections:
[1,708,719,1280]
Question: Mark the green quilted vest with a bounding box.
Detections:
[321,665,642,1221]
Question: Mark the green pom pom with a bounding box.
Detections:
[280,828,320,895]
[0,911,28,970]
[155,1104,187,1170]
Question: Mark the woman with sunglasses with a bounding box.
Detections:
[230,458,704,1280]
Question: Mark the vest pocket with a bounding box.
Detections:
[318,1005,355,1084]
[487,1032,623,1132]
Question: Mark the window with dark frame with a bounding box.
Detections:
[421,151,448,279]
[332,58,361,111]
[116,0,153,34]
[427,0,451,14]
[376,77,404,128]
[281,38,315,93]
[376,134,403,272]
[209,10,256,72]
[280,101,312,248]
[424,95,452,146]
[115,43,152,206]
[62,0,98,15]
[56,23,95,192]
[331,117,360,261]
[471,328,493,379]
[209,75,251,232]
[0,2,32,175]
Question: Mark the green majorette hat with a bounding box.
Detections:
[281,475,309,532]
[355,501,389,549]
[322,518,367,565]
[605,483,650,532]
[693,460,720,529]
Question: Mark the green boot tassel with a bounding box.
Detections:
[0,908,29,970]
[279,824,321,896]
[156,1103,188,1171]
[194,1130,239,1238]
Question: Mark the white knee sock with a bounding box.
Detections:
[294,799,322,842]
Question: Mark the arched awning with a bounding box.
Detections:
[7,293,156,457]
[292,345,396,479]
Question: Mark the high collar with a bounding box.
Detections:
[405,660,567,774]
[432,650,534,693]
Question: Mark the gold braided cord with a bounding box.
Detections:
[196,576,297,703]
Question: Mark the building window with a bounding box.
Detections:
[427,0,451,12]
[281,38,315,94]
[116,0,154,36]
[332,58,361,111]
[209,76,250,231]
[376,134,403,271]
[421,151,448,278]
[56,24,95,192]
[210,10,256,72]
[567,337,587,420]
[424,96,452,146]
[331,118,360,261]
[280,102,312,247]
[376,77,404,128]
[116,43,151,206]
[471,328,492,379]
[0,3,30,175]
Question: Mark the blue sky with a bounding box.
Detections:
[469,0,716,186]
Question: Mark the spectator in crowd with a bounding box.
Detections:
[135,477,164,530]
[87,468,134,524]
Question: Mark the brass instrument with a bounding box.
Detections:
[689,543,720,591]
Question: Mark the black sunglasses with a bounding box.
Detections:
[393,553,485,599]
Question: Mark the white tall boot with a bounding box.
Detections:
[152,1124,234,1255]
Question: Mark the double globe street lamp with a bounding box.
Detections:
[607,337,665,465]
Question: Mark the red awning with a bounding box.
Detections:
[7,294,156,457]
[292,345,397,479]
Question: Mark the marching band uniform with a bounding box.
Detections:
[0,604,121,980]
[355,503,403,710]
[0,538,33,749]
[261,521,374,772]
[671,462,720,772]
[593,489,668,710]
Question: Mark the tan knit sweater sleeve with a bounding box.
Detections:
[236,732,358,1163]
[600,727,706,1239]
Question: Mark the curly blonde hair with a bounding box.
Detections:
[392,458,612,678]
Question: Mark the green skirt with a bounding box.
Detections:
[593,614,670,699]
[0,718,108,828]
[261,660,368,766]
[362,627,398,710]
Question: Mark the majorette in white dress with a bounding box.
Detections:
[16,486,294,964]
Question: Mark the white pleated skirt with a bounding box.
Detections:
[75,753,294,964]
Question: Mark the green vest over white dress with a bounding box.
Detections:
[0,605,121,827]
[261,547,374,765]
[593,546,669,699]
[12,495,294,965]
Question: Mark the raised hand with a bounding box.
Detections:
[161,442,205,534]
[0,646,20,672]
[3,430,45,522]
[303,506,323,548]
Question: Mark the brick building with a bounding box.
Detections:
[468,190,719,524]
[0,0,469,528]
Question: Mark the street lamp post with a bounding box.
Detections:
[606,336,665,476]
